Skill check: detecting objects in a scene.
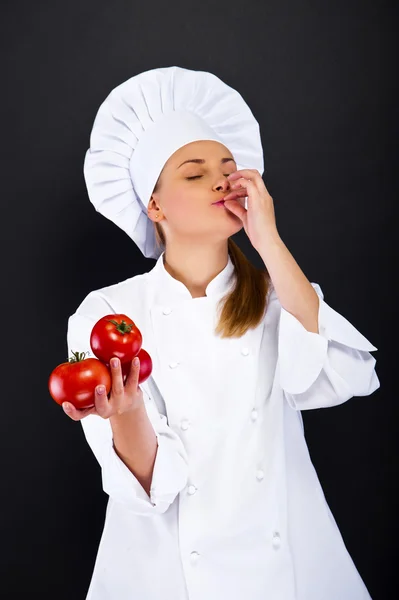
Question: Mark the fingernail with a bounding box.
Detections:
[97,386,105,394]
[133,357,139,365]
[63,404,70,412]
[111,358,118,368]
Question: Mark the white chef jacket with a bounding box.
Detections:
[66,251,380,600]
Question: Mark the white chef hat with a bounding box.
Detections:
[83,66,264,259]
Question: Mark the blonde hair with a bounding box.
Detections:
[152,199,272,339]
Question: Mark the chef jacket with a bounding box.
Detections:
[66,251,380,600]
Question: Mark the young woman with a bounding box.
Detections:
[63,66,379,600]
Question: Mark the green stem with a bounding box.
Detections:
[107,318,134,335]
[69,350,89,363]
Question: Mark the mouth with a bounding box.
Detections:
[212,200,225,206]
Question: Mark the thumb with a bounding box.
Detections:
[223,200,245,220]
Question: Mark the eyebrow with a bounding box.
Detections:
[177,158,236,169]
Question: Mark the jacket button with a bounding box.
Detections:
[187,485,197,495]
[256,469,264,481]
[162,307,172,315]
[180,419,190,430]
[251,409,258,421]
[241,347,250,356]
[190,551,200,564]
[169,361,180,369]
[272,532,281,549]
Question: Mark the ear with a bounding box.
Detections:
[147,198,158,222]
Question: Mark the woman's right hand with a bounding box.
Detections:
[62,357,144,421]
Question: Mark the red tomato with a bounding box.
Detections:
[107,347,153,385]
[90,314,142,365]
[48,351,111,409]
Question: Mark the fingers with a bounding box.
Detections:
[62,356,141,421]
[94,382,113,418]
[62,402,96,421]
[124,357,141,397]
[227,169,262,189]
[108,357,125,416]
[125,357,143,408]
[224,188,248,202]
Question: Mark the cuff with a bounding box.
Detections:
[103,422,188,516]
[278,284,378,395]
[149,420,190,507]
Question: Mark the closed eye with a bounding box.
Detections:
[186,175,231,180]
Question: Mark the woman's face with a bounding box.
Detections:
[148,140,244,244]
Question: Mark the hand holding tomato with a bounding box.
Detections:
[48,351,111,410]
[62,355,144,421]
[50,310,153,419]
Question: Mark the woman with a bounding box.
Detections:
[63,66,379,599]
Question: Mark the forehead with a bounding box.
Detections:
[166,140,233,167]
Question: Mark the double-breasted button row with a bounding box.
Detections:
[161,305,266,558]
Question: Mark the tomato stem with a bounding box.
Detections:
[69,350,89,363]
[107,319,134,334]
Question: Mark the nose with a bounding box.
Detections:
[215,176,231,193]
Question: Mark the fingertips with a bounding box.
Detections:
[133,357,140,382]
[110,358,124,395]
[62,402,81,421]
[125,357,140,389]
[95,384,109,412]
[129,356,140,374]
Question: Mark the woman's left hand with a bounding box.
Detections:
[222,169,278,252]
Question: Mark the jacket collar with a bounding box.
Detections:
[147,250,236,304]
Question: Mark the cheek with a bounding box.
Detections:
[162,186,216,229]
[166,190,201,220]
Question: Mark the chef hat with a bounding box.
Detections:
[83,66,264,259]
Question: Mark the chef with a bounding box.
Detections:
[64,66,380,599]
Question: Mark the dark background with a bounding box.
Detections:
[1,0,397,598]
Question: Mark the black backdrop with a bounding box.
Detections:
[1,1,397,598]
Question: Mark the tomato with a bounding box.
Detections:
[106,347,153,385]
[48,351,111,409]
[90,314,142,365]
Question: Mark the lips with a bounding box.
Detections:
[212,200,225,205]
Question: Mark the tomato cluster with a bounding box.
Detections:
[48,314,152,410]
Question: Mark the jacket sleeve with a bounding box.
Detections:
[276,283,380,410]
[66,292,189,516]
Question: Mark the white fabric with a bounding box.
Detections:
[83,66,263,259]
[66,254,379,600]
